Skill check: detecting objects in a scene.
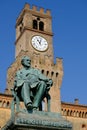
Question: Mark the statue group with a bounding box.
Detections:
[13,56,53,111]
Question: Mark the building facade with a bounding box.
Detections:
[0,3,87,130]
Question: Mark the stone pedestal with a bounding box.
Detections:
[2,111,72,130]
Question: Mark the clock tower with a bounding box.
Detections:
[15,4,53,63]
[6,3,63,113]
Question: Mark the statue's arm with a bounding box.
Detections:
[37,70,53,87]
[14,71,24,91]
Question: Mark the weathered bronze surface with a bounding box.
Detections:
[12,56,53,112]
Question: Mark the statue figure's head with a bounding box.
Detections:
[21,56,31,68]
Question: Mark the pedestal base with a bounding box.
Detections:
[2,111,72,130]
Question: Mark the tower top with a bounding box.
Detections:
[24,3,51,15]
[16,3,51,25]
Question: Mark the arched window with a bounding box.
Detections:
[42,69,44,74]
[7,101,10,108]
[73,111,76,117]
[39,21,44,31]
[51,71,54,77]
[67,110,70,116]
[82,112,85,118]
[63,109,67,116]
[79,111,82,117]
[46,71,49,76]
[33,20,37,29]
[0,100,2,107]
[70,110,73,116]
[85,112,87,118]
[56,72,58,77]
[18,18,23,33]
[20,26,22,33]
[76,111,79,117]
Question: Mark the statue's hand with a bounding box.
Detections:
[46,79,53,91]
[14,87,18,91]
[47,79,53,86]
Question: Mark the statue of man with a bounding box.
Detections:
[14,56,53,111]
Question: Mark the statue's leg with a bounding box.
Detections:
[33,81,46,109]
[21,82,32,109]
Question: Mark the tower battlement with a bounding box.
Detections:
[24,3,51,15]
[16,3,51,23]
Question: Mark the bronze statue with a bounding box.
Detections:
[13,56,53,111]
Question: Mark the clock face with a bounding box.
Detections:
[31,36,48,51]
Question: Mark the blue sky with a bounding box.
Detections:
[0,0,87,105]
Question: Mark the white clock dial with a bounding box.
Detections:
[31,36,48,51]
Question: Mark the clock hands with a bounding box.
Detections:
[36,36,42,45]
